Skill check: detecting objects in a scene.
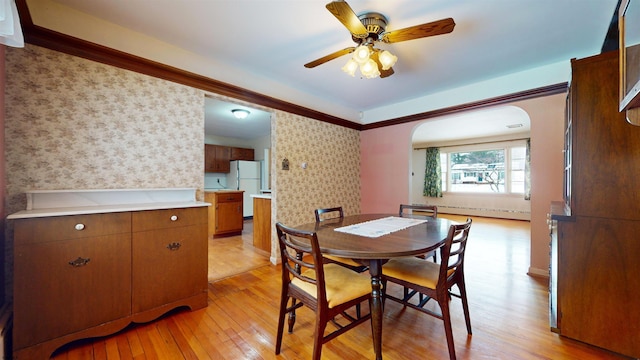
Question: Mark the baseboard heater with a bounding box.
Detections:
[431,205,530,220]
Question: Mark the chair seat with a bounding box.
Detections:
[383,257,454,290]
[292,263,372,308]
[324,254,364,268]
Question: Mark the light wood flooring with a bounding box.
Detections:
[207,220,271,282]
[50,215,632,359]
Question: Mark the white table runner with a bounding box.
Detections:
[334,216,428,238]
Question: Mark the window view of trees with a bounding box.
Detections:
[437,145,526,194]
[449,150,505,192]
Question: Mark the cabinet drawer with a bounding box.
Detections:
[14,212,131,245]
[216,192,242,203]
[132,207,207,232]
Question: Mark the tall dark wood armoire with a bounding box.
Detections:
[549,50,640,358]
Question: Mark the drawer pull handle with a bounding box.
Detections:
[167,242,182,251]
[170,215,178,221]
[75,223,85,231]
[69,257,91,267]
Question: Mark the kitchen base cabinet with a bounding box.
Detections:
[205,191,244,238]
[12,207,208,360]
[252,196,271,253]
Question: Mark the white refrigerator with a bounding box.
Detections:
[227,160,261,217]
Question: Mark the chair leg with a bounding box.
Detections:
[457,279,472,335]
[275,295,289,354]
[312,315,328,360]
[439,297,457,360]
[288,298,297,333]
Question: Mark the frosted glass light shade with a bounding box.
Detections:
[231,109,250,119]
[342,59,358,76]
[353,45,371,64]
[378,50,397,70]
[360,59,380,78]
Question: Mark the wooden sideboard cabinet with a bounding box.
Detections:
[205,191,244,237]
[131,207,208,318]
[12,206,208,360]
[549,50,640,359]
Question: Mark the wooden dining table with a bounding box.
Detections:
[294,213,455,360]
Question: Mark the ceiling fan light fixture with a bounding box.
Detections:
[378,50,397,70]
[353,44,371,64]
[360,58,380,78]
[231,109,250,119]
[342,58,358,76]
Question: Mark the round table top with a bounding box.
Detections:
[293,214,455,260]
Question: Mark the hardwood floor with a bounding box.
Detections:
[207,220,271,282]
[50,215,631,360]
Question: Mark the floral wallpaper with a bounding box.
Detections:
[272,111,361,231]
[4,44,205,214]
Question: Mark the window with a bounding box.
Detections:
[439,142,526,194]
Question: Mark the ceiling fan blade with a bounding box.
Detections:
[304,47,355,68]
[325,1,369,38]
[381,17,455,43]
[371,50,394,78]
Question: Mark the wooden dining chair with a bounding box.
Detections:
[399,203,438,219]
[275,222,373,360]
[399,204,438,261]
[314,207,368,272]
[382,218,473,360]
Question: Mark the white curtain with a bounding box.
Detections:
[0,0,23,47]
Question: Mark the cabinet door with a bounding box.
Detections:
[204,144,216,172]
[215,145,231,172]
[131,208,208,313]
[230,147,254,161]
[558,218,640,358]
[216,201,243,233]
[13,232,131,349]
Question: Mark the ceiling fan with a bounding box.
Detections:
[305,0,455,78]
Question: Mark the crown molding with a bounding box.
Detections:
[15,0,567,132]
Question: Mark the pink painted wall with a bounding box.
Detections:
[361,93,565,276]
[360,122,415,214]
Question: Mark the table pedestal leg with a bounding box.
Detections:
[368,260,383,360]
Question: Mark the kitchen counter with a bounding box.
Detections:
[250,194,271,199]
[7,188,209,219]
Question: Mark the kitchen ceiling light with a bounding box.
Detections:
[231,109,250,119]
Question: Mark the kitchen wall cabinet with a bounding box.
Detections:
[205,191,244,237]
[204,145,254,172]
[230,147,254,161]
[205,144,231,173]
[12,207,208,360]
[550,50,640,359]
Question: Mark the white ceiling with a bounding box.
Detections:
[36,0,618,141]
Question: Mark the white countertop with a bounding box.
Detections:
[7,188,210,219]
[250,194,271,199]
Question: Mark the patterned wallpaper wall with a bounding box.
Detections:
[5,44,205,214]
[3,43,362,288]
[272,111,361,230]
